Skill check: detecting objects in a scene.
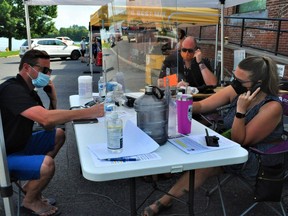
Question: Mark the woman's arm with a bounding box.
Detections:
[193,85,236,114]
[232,100,282,146]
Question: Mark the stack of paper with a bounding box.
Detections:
[88,120,161,165]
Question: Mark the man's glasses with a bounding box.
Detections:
[181,47,197,53]
[32,64,52,74]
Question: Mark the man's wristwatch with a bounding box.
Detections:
[235,112,246,119]
[198,60,204,65]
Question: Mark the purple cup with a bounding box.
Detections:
[176,94,193,134]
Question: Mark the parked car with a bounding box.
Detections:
[56,36,74,45]
[19,38,81,60]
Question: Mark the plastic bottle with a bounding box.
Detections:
[164,68,177,138]
[107,111,123,153]
[113,84,126,106]
[98,76,106,97]
[115,71,126,92]
[78,76,92,98]
[104,91,116,118]
[134,86,168,145]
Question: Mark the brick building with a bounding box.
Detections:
[187,0,288,80]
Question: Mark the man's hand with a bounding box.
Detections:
[44,81,57,109]
[91,103,105,118]
[194,48,202,63]
[177,80,188,88]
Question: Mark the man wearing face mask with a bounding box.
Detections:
[158,36,217,89]
[0,50,104,215]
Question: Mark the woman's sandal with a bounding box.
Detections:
[142,200,172,216]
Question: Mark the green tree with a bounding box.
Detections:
[0,0,57,50]
[59,25,89,42]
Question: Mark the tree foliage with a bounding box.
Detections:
[0,0,57,50]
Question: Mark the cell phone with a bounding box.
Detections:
[84,100,97,107]
[250,82,261,94]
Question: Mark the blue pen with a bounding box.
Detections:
[106,158,139,162]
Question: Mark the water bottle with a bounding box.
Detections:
[134,86,168,145]
[104,91,116,119]
[107,111,123,153]
[113,84,126,106]
[116,71,125,92]
[98,76,106,97]
[164,68,177,137]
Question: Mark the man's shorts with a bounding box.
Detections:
[7,129,56,180]
[81,49,86,57]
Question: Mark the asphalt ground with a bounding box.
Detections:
[0,53,288,216]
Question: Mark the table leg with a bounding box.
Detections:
[130,177,137,216]
[188,170,195,216]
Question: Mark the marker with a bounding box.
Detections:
[205,128,209,137]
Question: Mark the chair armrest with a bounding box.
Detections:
[249,140,288,155]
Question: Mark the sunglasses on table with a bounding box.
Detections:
[181,47,199,53]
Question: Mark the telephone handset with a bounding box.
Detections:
[250,82,261,94]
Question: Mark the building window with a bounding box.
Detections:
[237,0,266,13]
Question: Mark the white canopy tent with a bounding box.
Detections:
[0,1,253,215]
[23,0,253,83]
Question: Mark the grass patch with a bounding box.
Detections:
[0,50,19,58]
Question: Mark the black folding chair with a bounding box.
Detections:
[206,140,288,216]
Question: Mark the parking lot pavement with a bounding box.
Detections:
[0,57,288,216]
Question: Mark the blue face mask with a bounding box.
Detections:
[32,72,50,88]
[28,65,50,88]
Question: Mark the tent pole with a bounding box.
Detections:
[0,111,15,216]
[220,0,225,86]
[89,22,93,76]
[24,0,31,49]
[214,24,219,74]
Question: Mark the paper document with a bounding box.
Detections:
[169,132,236,154]
[89,152,161,167]
[88,120,159,159]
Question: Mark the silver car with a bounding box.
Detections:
[19,38,81,60]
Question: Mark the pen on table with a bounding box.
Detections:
[105,158,139,162]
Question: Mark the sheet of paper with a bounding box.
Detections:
[168,132,237,154]
[88,120,159,159]
[89,152,161,167]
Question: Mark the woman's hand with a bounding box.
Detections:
[236,87,261,113]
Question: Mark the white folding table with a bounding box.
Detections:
[69,94,248,216]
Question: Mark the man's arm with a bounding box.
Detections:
[194,49,218,86]
[198,60,218,86]
[21,103,104,130]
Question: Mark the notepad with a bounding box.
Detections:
[168,136,208,154]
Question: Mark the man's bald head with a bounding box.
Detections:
[181,36,198,50]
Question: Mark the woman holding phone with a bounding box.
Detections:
[142,56,283,216]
